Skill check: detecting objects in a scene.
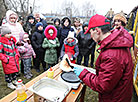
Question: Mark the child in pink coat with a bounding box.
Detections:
[18,32,36,79]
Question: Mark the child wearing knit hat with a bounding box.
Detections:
[0,26,20,89]
[60,31,79,64]
[31,22,46,72]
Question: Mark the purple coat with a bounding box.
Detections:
[79,26,133,102]
[18,32,35,59]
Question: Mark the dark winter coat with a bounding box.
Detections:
[79,26,133,102]
[59,17,74,48]
[23,15,36,37]
[0,36,20,74]
[53,18,61,40]
[77,27,96,56]
[31,29,45,53]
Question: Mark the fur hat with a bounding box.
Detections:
[85,14,110,34]
[1,26,11,36]
[44,25,57,40]
[67,31,75,39]
[113,13,127,24]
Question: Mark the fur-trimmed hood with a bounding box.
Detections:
[64,37,78,46]
[6,10,18,26]
[44,25,57,40]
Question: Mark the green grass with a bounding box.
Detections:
[0,62,44,99]
[0,44,100,101]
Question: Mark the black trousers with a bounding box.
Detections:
[35,50,46,69]
[5,73,17,83]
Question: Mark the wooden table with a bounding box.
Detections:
[0,63,86,102]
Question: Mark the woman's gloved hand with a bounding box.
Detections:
[74,66,83,76]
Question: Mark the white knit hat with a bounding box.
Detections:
[67,31,75,39]
[1,26,11,36]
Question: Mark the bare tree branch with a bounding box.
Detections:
[2,0,8,10]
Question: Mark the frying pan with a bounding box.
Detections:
[61,71,80,83]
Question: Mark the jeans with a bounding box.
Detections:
[77,54,89,67]
[90,46,96,67]
[22,58,31,75]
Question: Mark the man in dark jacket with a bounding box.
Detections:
[34,13,47,29]
[74,14,133,102]
[77,22,96,67]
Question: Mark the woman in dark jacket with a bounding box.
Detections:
[59,17,74,52]
[23,15,36,40]
[31,22,46,72]
[77,23,96,67]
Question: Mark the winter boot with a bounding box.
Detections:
[7,83,16,89]
[12,80,18,86]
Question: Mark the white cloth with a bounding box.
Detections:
[49,40,56,44]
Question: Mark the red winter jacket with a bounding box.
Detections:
[60,38,79,64]
[79,27,133,102]
[0,36,20,74]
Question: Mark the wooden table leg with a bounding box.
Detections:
[80,85,86,102]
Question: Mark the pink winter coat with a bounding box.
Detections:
[79,26,133,102]
[18,32,36,59]
[2,10,24,42]
[0,36,20,74]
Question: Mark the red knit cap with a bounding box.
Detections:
[84,14,110,34]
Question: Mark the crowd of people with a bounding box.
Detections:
[0,10,96,89]
[0,9,135,102]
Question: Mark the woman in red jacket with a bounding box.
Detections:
[74,14,133,102]
[0,26,20,89]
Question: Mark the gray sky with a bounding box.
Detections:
[35,0,138,15]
